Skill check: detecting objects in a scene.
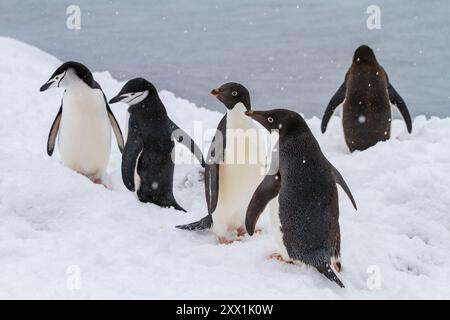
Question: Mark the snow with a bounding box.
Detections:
[1,37,450,299]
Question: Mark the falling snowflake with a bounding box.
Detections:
[358,115,366,123]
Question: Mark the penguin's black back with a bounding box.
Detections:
[343,57,391,151]
[278,128,339,265]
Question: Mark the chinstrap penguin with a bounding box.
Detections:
[109,78,205,212]
[40,61,124,184]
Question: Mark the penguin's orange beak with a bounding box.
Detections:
[210,88,220,97]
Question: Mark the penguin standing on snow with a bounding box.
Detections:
[245,109,357,288]
[40,61,124,184]
[321,45,412,152]
[177,83,267,244]
[109,78,205,212]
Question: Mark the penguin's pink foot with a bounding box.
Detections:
[237,227,247,237]
[333,261,342,273]
[218,237,240,245]
[92,177,109,189]
[269,253,293,264]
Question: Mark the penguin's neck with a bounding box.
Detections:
[130,97,167,118]
[226,102,254,130]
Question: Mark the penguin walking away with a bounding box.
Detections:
[245,108,357,288]
[40,61,124,184]
[321,45,412,152]
[109,78,205,212]
[177,82,267,244]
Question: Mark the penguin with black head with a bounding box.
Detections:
[109,78,205,212]
[245,108,357,288]
[321,45,412,152]
[40,61,124,184]
[177,83,267,244]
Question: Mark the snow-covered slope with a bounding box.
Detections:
[0,37,449,299]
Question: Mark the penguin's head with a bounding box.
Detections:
[109,78,158,105]
[211,82,251,110]
[245,109,308,136]
[40,61,94,91]
[353,45,378,64]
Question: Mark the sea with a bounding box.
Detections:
[1,0,449,117]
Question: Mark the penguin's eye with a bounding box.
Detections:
[232,91,238,97]
[267,117,274,123]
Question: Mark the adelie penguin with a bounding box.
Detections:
[321,45,412,152]
[245,109,357,288]
[177,83,267,243]
[109,78,205,212]
[40,61,124,184]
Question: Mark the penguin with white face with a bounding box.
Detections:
[109,78,205,212]
[40,61,124,184]
[177,82,267,244]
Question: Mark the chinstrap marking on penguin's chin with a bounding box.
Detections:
[110,91,149,105]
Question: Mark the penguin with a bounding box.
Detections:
[40,61,124,184]
[245,108,357,288]
[109,78,205,212]
[177,83,267,244]
[321,45,412,152]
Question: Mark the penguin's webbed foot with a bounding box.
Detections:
[218,237,241,245]
[237,226,247,237]
[237,226,261,237]
[269,253,293,264]
[332,259,342,273]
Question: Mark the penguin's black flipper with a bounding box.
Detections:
[205,115,227,214]
[321,81,346,133]
[176,215,212,230]
[246,172,281,235]
[121,120,143,192]
[47,103,62,156]
[388,83,412,133]
[329,162,357,210]
[169,119,206,167]
[314,261,345,288]
[171,201,187,213]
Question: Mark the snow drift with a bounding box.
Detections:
[0,37,449,299]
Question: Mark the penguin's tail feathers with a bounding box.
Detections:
[314,261,345,288]
[175,215,212,231]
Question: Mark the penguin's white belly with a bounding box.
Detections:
[211,103,267,238]
[134,151,142,193]
[58,90,111,179]
[269,198,290,261]
[212,161,263,234]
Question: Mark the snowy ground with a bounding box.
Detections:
[0,37,449,299]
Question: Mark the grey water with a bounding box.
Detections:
[1,0,449,117]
